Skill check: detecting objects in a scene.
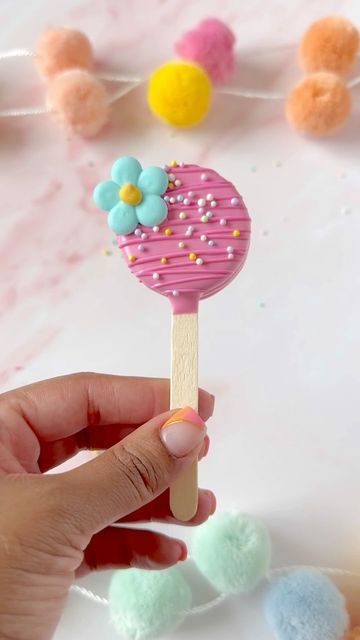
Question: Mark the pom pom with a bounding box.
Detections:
[265,569,349,640]
[108,566,191,640]
[147,60,211,126]
[35,27,93,78]
[192,512,271,594]
[47,69,109,137]
[175,17,235,84]
[285,72,351,136]
[347,628,360,640]
[300,16,359,75]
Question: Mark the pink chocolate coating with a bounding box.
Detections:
[117,163,251,313]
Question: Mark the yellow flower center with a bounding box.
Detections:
[119,182,142,206]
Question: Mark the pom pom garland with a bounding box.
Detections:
[34,26,93,78]
[108,566,191,640]
[0,15,359,136]
[70,513,358,640]
[300,16,359,76]
[192,512,271,594]
[265,569,349,640]
[47,69,110,136]
[286,72,351,136]
[175,17,236,84]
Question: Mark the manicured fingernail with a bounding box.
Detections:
[177,542,188,562]
[198,435,210,460]
[204,490,217,515]
[160,407,206,458]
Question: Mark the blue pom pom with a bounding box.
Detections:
[265,569,349,640]
[109,566,191,640]
[192,512,271,594]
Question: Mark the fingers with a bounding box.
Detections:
[3,372,214,449]
[119,487,216,526]
[52,408,207,535]
[77,526,187,576]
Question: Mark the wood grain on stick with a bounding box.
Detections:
[169,312,199,521]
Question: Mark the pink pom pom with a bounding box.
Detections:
[175,18,235,84]
[47,69,109,137]
[35,27,93,78]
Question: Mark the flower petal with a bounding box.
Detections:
[111,156,142,186]
[108,201,138,235]
[135,194,168,227]
[93,180,119,211]
[138,166,169,195]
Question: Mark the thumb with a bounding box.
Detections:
[55,407,206,534]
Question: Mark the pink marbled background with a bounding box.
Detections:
[1,0,360,638]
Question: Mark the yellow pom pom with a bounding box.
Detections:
[147,60,211,126]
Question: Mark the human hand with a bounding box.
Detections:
[0,373,215,640]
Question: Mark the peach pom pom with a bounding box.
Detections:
[300,16,359,75]
[35,27,93,78]
[175,18,235,84]
[285,72,351,136]
[347,629,360,640]
[47,69,109,137]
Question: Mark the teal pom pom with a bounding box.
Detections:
[265,569,349,640]
[192,512,271,594]
[109,566,191,640]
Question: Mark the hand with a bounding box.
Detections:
[0,373,215,640]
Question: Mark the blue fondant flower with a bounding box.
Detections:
[93,156,169,234]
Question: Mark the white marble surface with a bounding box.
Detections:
[0,0,360,638]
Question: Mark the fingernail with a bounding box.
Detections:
[198,435,210,460]
[160,407,206,458]
[177,542,188,562]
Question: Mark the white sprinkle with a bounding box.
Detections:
[208,240,214,246]
[206,193,213,201]
[164,195,170,202]
[174,179,181,187]
[152,272,159,280]
[198,198,206,207]
[228,253,234,260]
[201,173,208,181]
[179,211,187,220]
[177,194,184,201]
[170,197,176,204]
[220,218,226,226]
[141,233,147,240]
[231,197,239,205]
[227,246,234,253]
[137,244,144,251]
[210,200,217,207]
[198,207,204,214]
[184,198,191,205]
[153,226,159,232]
[163,164,168,170]
[206,210,213,218]
[185,230,192,236]
[200,234,207,242]
[172,289,179,296]
[196,258,203,265]
[134,228,142,237]
[179,161,185,167]
[187,226,194,232]
[169,173,175,181]
[178,241,185,248]
[188,191,194,197]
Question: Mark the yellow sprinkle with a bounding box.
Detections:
[169,160,177,167]
[128,254,136,263]
[233,229,241,237]
[165,228,172,236]
[161,257,168,264]
[201,215,208,223]
[189,252,197,261]
[168,182,174,189]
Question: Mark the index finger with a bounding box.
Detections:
[3,373,214,442]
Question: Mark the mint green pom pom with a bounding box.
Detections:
[109,566,191,640]
[192,512,271,594]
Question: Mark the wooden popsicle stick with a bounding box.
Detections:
[169,312,199,522]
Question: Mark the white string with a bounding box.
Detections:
[108,81,143,105]
[0,105,50,117]
[96,72,142,83]
[217,86,285,100]
[0,48,33,60]
[348,74,360,89]
[70,564,360,617]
